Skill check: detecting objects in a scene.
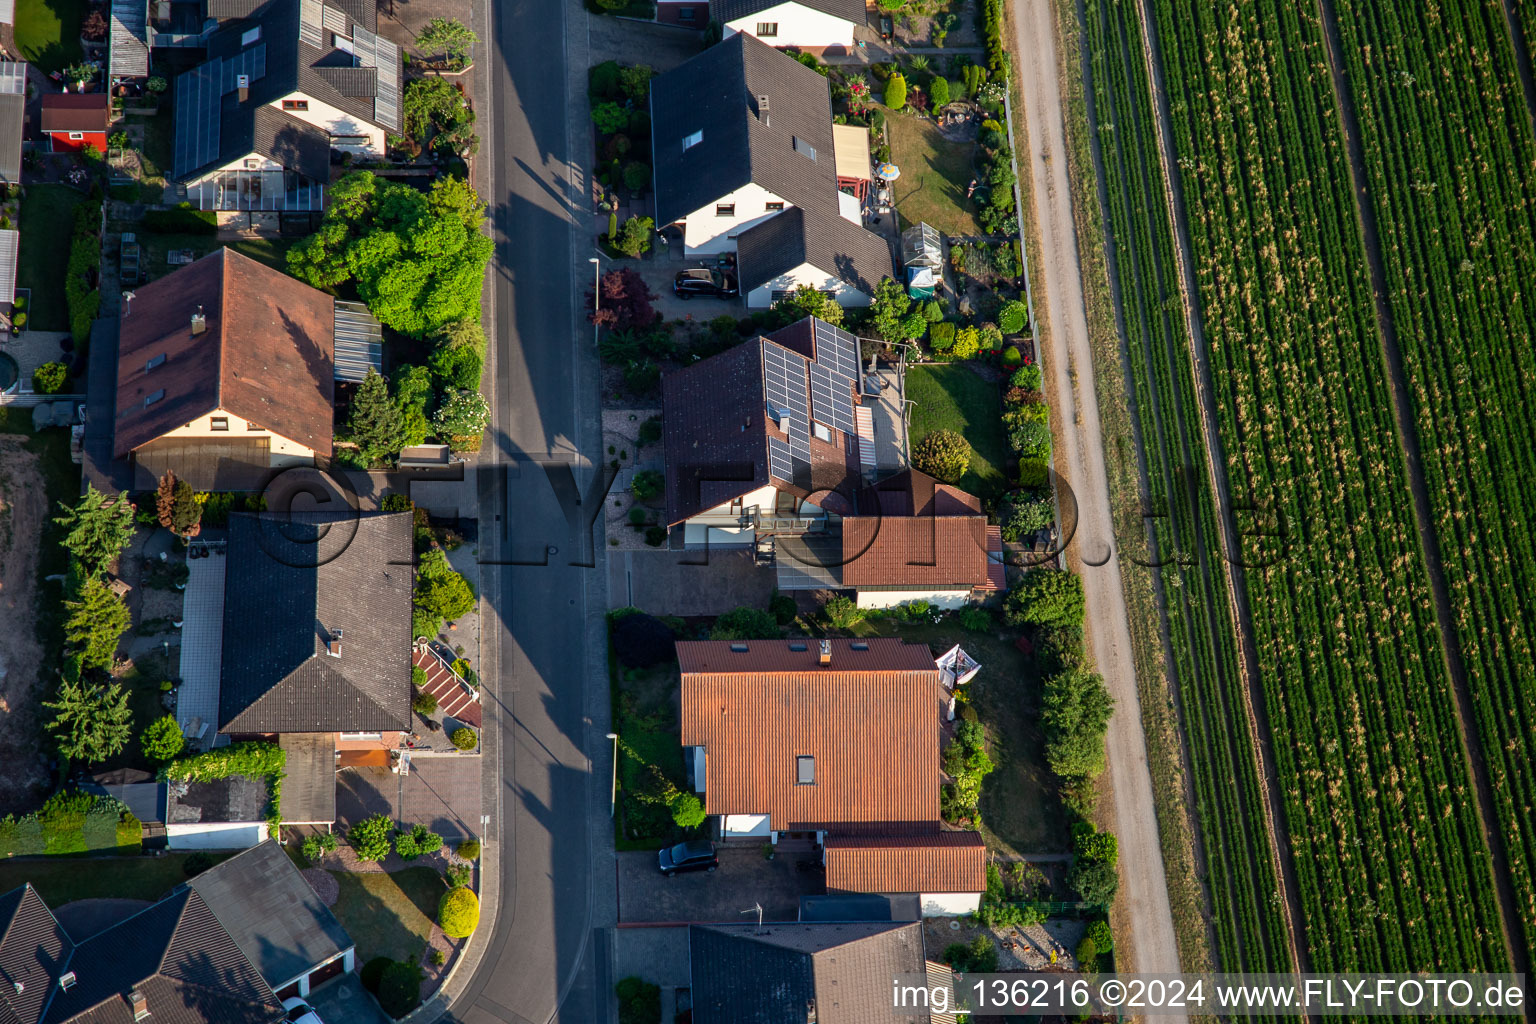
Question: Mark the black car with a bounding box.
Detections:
[673,268,739,299]
[658,840,718,875]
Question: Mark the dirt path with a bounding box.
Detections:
[1009,0,1183,996]
[0,435,54,814]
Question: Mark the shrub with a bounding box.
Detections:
[638,416,662,445]
[622,162,651,193]
[377,961,423,1017]
[1069,857,1119,906]
[644,525,667,546]
[349,813,394,861]
[951,325,980,359]
[612,214,653,257]
[1009,418,1051,459]
[615,978,661,1024]
[769,591,797,625]
[980,323,1005,351]
[142,204,218,234]
[591,102,628,134]
[32,361,68,394]
[1044,667,1113,778]
[1018,457,1049,487]
[929,321,956,351]
[998,299,1028,334]
[140,715,184,761]
[589,60,622,99]
[999,489,1054,542]
[610,612,676,668]
[360,957,391,994]
[929,76,950,107]
[439,886,480,937]
[428,341,483,390]
[884,72,907,109]
[922,299,944,322]
[1075,823,1119,864]
[823,594,866,630]
[457,837,482,860]
[450,727,477,750]
[1006,569,1085,628]
[394,822,443,861]
[445,863,472,889]
[1076,934,1099,968]
[670,792,706,828]
[709,606,780,641]
[301,832,338,862]
[943,934,999,973]
[413,690,438,716]
[630,469,664,501]
[412,665,428,687]
[957,606,991,631]
[913,429,971,484]
[1002,345,1022,366]
[1085,918,1114,954]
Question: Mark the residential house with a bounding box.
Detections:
[650,32,893,296]
[169,0,401,214]
[87,246,381,492]
[0,841,355,1024]
[0,883,285,1024]
[41,94,111,153]
[688,921,930,1024]
[714,0,865,52]
[678,637,986,914]
[661,315,1004,607]
[0,62,26,183]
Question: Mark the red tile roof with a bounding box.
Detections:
[824,832,988,894]
[41,93,110,132]
[839,516,991,588]
[679,639,943,830]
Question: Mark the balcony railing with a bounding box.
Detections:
[750,510,827,534]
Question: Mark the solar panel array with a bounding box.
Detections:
[321,2,347,32]
[808,362,856,435]
[763,344,811,478]
[767,437,794,483]
[813,319,861,379]
[353,26,400,129]
[219,43,267,92]
[0,63,24,96]
[173,61,222,177]
[299,0,324,47]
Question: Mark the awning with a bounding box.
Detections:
[832,123,871,182]
[279,733,337,824]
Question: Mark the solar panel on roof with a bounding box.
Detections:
[173,61,221,177]
[813,319,861,379]
[299,0,323,46]
[762,344,811,469]
[809,362,856,434]
[0,63,26,96]
[220,43,266,93]
[767,437,794,483]
[353,27,399,129]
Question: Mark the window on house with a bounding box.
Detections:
[333,33,354,53]
[715,203,735,217]
[730,642,749,653]
[145,353,166,372]
[678,6,696,20]
[243,158,260,169]
[811,421,833,443]
[339,732,381,741]
[247,421,263,430]
[850,641,869,650]
[331,135,370,146]
[756,21,778,35]
[765,201,785,212]
[68,132,83,140]
[241,26,261,45]
[789,642,808,652]
[682,129,703,151]
[210,417,230,431]
[143,389,165,408]
[792,137,816,161]
[796,755,815,784]
[282,99,309,111]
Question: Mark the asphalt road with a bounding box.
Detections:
[448,0,609,1018]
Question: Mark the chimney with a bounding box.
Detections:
[818,639,831,667]
[805,999,817,1023]
[121,290,134,316]
[127,990,149,1021]
[59,972,77,991]
[326,628,343,658]
[236,74,249,102]
[190,307,206,336]
[12,981,23,995]
[757,94,769,127]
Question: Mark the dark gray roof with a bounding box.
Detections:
[0,94,23,183]
[166,776,270,824]
[0,885,73,1024]
[651,33,837,225]
[108,0,150,78]
[43,889,282,1024]
[188,842,352,991]
[798,893,920,922]
[714,0,865,25]
[277,733,336,823]
[80,780,166,824]
[736,205,895,296]
[312,64,375,97]
[218,511,413,733]
[689,922,928,1024]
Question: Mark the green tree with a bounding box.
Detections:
[347,368,406,464]
[770,283,844,327]
[612,215,654,257]
[670,792,706,828]
[428,342,483,390]
[433,389,490,442]
[709,606,780,640]
[44,679,132,763]
[156,471,202,538]
[1068,858,1119,906]
[885,72,907,109]
[415,16,477,66]
[64,576,131,670]
[287,172,493,337]
[141,714,185,761]
[869,277,926,343]
[32,361,68,394]
[349,812,394,861]
[1041,667,1114,779]
[416,560,477,621]
[55,487,135,576]
[1005,568,1085,628]
[437,318,487,356]
[393,364,435,446]
[912,429,971,484]
[999,489,1053,541]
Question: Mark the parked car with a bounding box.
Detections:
[282,999,323,1024]
[673,269,738,299]
[658,840,718,875]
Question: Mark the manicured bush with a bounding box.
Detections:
[709,606,780,641]
[377,961,423,1017]
[1018,457,1049,487]
[450,728,477,750]
[413,690,438,716]
[929,321,956,351]
[630,469,663,500]
[1084,919,1115,954]
[140,715,184,761]
[428,342,483,390]
[1002,345,1022,366]
[457,837,481,861]
[32,361,68,394]
[439,886,480,937]
[884,72,907,109]
[349,813,394,862]
[951,325,980,359]
[412,665,428,687]
[670,792,706,828]
[998,299,1028,334]
[637,416,662,445]
[912,429,971,484]
[929,76,950,107]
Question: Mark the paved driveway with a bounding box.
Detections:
[306,974,390,1024]
[616,846,826,924]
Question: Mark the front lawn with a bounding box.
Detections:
[863,617,1069,855]
[12,0,83,73]
[905,363,1011,500]
[328,867,444,963]
[0,853,229,905]
[612,655,691,852]
[18,185,88,331]
[886,113,983,237]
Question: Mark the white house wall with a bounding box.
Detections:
[149,407,317,459]
[270,92,385,156]
[854,588,973,610]
[687,484,778,525]
[683,523,754,547]
[682,184,788,254]
[920,892,982,917]
[166,821,269,849]
[723,1,856,48]
[745,261,872,309]
[722,813,772,837]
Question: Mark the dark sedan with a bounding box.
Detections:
[673,268,739,299]
[658,840,718,875]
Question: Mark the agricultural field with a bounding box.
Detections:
[1329,0,1536,955]
[1075,0,1518,975]
[1079,0,1291,974]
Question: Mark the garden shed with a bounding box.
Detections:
[901,222,944,298]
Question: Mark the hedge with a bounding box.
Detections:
[142,204,218,235]
[66,233,101,342]
[0,792,140,857]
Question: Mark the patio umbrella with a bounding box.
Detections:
[875,162,901,181]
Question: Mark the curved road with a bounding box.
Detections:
[449,0,612,1019]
